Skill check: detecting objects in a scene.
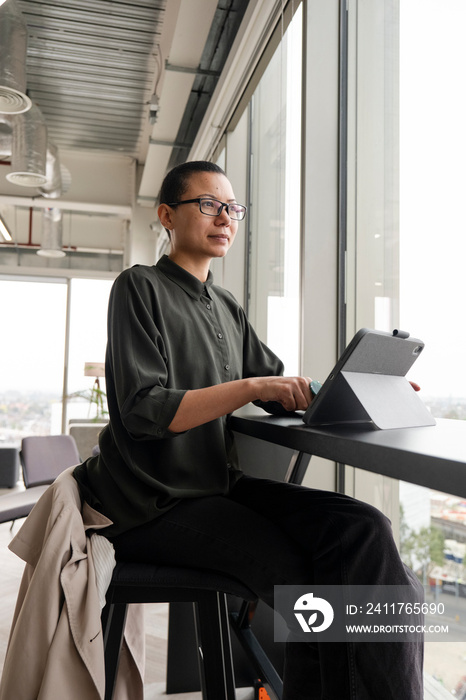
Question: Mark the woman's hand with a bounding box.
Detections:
[252,376,313,412]
[169,376,315,432]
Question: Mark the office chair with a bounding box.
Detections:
[20,434,81,487]
[0,434,81,526]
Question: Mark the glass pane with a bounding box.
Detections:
[248,6,302,374]
[0,277,67,443]
[400,0,466,418]
[349,2,466,692]
[400,483,466,696]
[346,0,400,338]
[399,3,466,694]
[66,278,113,424]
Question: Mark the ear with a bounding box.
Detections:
[157,203,174,232]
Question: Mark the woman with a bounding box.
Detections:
[74,160,423,699]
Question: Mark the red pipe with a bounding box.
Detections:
[0,206,76,250]
[28,205,32,245]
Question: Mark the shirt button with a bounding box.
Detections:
[206,304,211,310]
[224,364,230,371]
[217,332,223,339]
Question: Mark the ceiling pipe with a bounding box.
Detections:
[39,141,63,199]
[37,206,66,257]
[0,0,32,115]
[0,118,12,157]
[6,103,48,187]
[0,206,80,251]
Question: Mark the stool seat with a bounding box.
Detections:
[109,561,257,602]
[102,562,262,700]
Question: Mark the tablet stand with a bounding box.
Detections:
[306,371,436,430]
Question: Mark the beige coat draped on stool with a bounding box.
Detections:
[0,467,144,700]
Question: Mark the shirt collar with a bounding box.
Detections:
[156,255,214,299]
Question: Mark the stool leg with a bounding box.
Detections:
[194,592,236,700]
[217,592,236,695]
[102,602,128,700]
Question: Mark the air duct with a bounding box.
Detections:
[37,207,66,257]
[0,0,32,115]
[6,103,48,186]
[39,142,63,198]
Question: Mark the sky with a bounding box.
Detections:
[399,0,466,398]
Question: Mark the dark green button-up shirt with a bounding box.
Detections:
[74,255,285,536]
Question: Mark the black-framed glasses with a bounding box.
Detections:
[168,197,247,221]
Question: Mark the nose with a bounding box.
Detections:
[216,204,231,223]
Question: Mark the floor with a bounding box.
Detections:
[144,685,254,700]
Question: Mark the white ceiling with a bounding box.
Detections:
[17,0,166,161]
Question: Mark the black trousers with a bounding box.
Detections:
[111,475,424,699]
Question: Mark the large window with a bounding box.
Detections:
[248,5,303,375]
[0,277,67,443]
[400,0,466,417]
[399,2,466,695]
[66,278,112,426]
[0,275,113,444]
[347,1,466,694]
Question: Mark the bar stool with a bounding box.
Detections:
[102,561,265,700]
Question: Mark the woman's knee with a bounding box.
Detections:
[346,499,395,550]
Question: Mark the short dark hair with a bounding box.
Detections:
[159,160,226,207]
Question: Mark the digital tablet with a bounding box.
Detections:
[302,328,436,430]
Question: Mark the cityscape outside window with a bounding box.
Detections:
[0,277,67,444]
[0,277,112,446]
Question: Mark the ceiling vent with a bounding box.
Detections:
[0,0,32,115]
[6,103,47,186]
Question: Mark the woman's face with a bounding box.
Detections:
[159,171,239,265]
